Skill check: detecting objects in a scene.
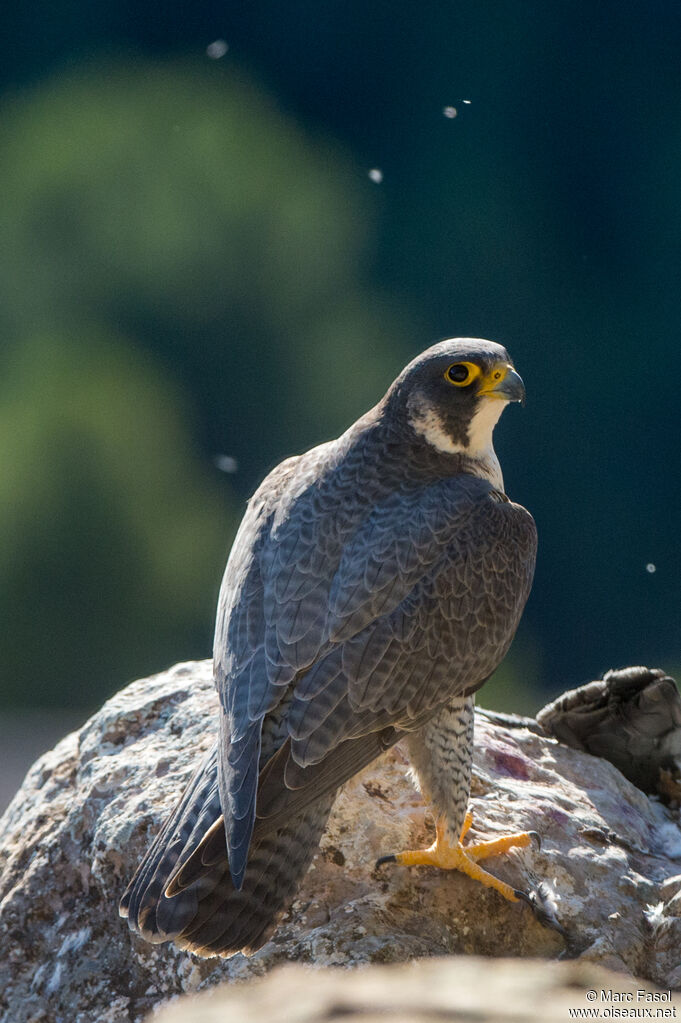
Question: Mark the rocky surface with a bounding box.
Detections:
[1,660,681,1023]
[151,957,681,1023]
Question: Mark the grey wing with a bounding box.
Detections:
[212,456,297,888]
[216,463,536,886]
[254,476,536,831]
[283,477,537,767]
[214,445,351,887]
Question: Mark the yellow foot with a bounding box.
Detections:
[376,812,538,904]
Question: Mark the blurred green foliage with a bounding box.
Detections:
[0,330,232,706]
[0,62,413,474]
[0,62,415,708]
[2,4,680,716]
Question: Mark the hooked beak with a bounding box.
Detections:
[479,364,526,405]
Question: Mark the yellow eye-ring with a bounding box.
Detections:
[444,361,481,387]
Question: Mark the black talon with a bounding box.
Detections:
[375,854,397,869]
[528,831,541,850]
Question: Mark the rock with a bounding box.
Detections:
[149,957,681,1023]
[535,666,681,797]
[1,660,681,1023]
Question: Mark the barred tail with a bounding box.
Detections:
[120,742,334,957]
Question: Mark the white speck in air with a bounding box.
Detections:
[646,563,656,574]
[462,99,472,105]
[443,106,458,119]
[368,168,383,183]
[206,39,229,59]
[214,455,238,473]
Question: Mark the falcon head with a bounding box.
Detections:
[390,337,525,457]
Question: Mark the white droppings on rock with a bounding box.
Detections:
[666,888,681,918]
[644,902,666,928]
[656,819,681,858]
[57,926,92,957]
[660,873,681,901]
[30,962,47,993]
[45,961,63,996]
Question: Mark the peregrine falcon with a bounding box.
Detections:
[120,337,537,956]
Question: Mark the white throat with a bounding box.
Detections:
[409,398,506,490]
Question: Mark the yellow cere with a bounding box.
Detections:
[477,363,511,397]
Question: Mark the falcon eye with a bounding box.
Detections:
[447,364,469,383]
[444,361,481,387]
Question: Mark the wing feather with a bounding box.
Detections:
[214,445,536,890]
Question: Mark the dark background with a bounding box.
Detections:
[2,1,680,752]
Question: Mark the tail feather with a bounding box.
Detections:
[166,817,226,893]
[120,744,221,933]
[184,804,332,956]
[120,741,335,956]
